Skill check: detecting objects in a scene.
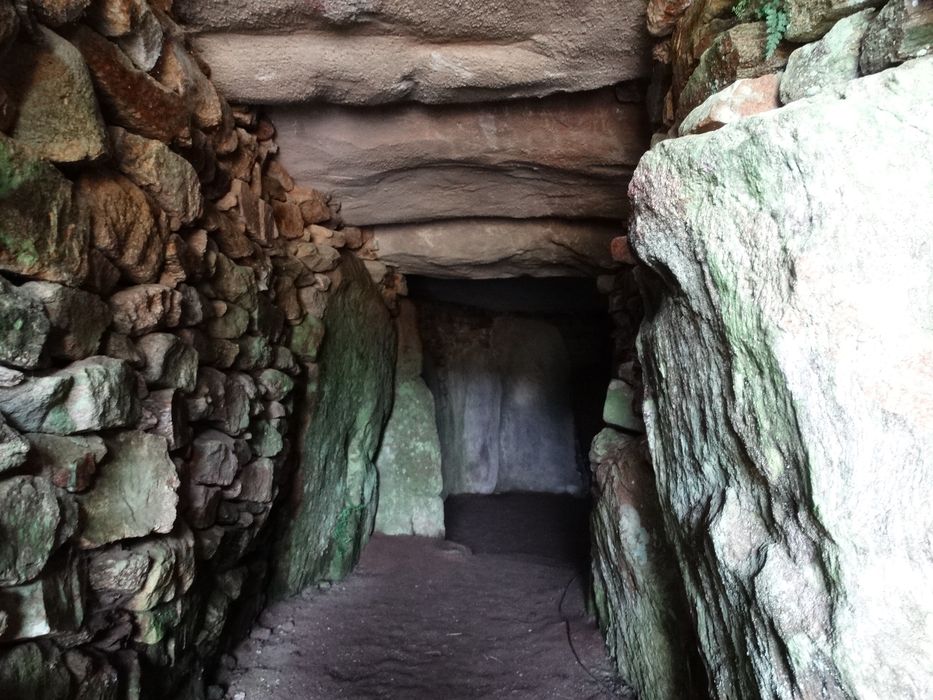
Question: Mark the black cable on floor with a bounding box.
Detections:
[557,572,634,699]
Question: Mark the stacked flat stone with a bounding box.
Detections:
[0,2,389,696]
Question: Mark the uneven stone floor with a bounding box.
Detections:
[219,494,630,699]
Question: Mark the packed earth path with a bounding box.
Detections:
[218,494,631,699]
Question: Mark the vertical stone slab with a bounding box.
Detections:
[375,299,444,537]
[273,253,396,595]
[630,60,933,698]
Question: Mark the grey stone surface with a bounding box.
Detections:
[0,277,50,370]
[860,0,933,74]
[781,10,875,102]
[270,90,646,225]
[373,219,618,279]
[375,301,444,537]
[0,476,61,586]
[179,0,650,105]
[20,281,111,361]
[630,59,933,699]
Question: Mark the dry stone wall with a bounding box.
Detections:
[0,2,395,697]
[591,0,933,696]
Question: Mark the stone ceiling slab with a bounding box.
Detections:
[269,89,649,225]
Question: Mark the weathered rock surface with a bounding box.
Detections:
[781,10,875,102]
[0,476,61,586]
[679,72,782,134]
[860,0,933,73]
[270,90,647,225]
[0,135,90,285]
[786,0,884,41]
[20,281,111,361]
[137,333,198,392]
[108,127,203,229]
[274,253,395,594]
[630,59,933,699]
[25,432,107,492]
[0,416,29,474]
[589,430,697,700]
[0,277,50,370]
[79,431,179,548]
[0,357,140,434]
[178,0,650,105]
[373,218,619,279]
[375,300,444,537]
[0,26,109,162]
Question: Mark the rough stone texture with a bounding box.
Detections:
[679,72,782,134]
[20,281,111,361]
[590,430,698,700]
[108,127,203,229]
[271,90,647,225]
[677,22,790,120]
[375,300,444,538]
[0,277,51,370]
[781,10,875,102]
[602,379,644,432]
[373,219,619,279]
[629,59,933,699]
[0,357,140,434]
[0,416,29,474]
[423,310,583,496]
[137,333,198,392]
[87,0,164,71]
[0,26,109,163]
[31,0,92,26]
[648,0,695,36]
[25,432,107,492]
[78,171,169,284]
[69,25,190,143]
[860,0,933,73]
[0,134,89,285]
[0,643,72,698]
[109,284,183,335]
[0,552,83,640]
[78,431,179,548]
[0,477,61,586]
[178,0,650,105]
[786,0,885,41]
[273,253,395,595]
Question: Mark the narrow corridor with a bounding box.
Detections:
[220,495,629,699]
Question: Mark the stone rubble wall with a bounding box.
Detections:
[591,0,932,696]
[0,1,398,697]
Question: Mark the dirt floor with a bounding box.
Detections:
[218,493,631,699]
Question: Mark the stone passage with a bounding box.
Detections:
[220,494,627,700]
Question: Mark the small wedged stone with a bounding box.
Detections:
[0,134,89,285]
[140,388,190,450]
[211,254,258,310]
[20,281,111,361]
[25,433,107,492]
[0,415,29,473]
[860,0,933,74]
[602,379,644,432]
[109,126,204,230]
[78,171,169,284]
[0,356,140,434]
[109,284,183,336]
[256,368,294,401]
[136,333,198,392]
[0,26,108,163]
[88,0,164,72]
[781,9,875,102]
[190,429,239,486]
[205,301,249,339]
[0,476,62,586]
[103,332,145,368]
[233,335,272,370]
[69,25,189,143]
[78,431,179,548]
[236,458,274,503]
[0,277,50,370]
[154,34,224,130]
[677,22,791,120]
[679,72,782,135]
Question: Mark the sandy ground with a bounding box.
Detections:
[219,494,631,700]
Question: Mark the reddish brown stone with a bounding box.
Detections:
[69,26,190,143]
[610,236,639,265]
[77,171,169,284]
[679,73,781,135]
[153,35,224,130]
[273,200,304,239]
[648,0,695,37]
[671,0,738,108]
[295,187,331,225]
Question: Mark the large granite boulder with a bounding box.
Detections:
[375,300,444,537]
[271,90,646,225]
[273,253,396,595]
[629,59,933,699]
[177,0,650,105]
